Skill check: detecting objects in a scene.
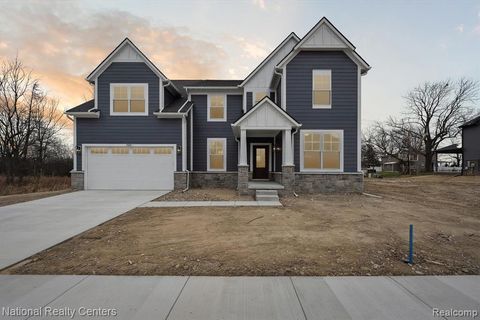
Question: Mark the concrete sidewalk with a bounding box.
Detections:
[1,275,478,319]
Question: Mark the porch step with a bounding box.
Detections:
[255,190,279,202]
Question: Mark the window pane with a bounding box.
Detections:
[132,147,150,154]
[210,95,225,107]
[90,147,108,154]
[304,151,321,169]
[113,100,128,112]
[130,100,145,113]
[313,72,331,90]
[210,106,224,119]
[210,155,224,169]
[323,151,340,169]
[113,86,128,99]
[254,92,268,104]
[256,149,265,168]
[131,86,145,99]
[313,90,331,105]
[111,147,129,154]
[153,147,172,155]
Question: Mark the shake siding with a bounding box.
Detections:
[76,62,182,171]
[191,94,242,171]
[286,51,358,172]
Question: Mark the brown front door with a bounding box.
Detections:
[253,145,269,179]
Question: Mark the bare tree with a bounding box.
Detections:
[0,57,40,182]
[403,79,478,171]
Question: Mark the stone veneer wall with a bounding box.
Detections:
[237,166,249,194]
[190,172,238,189]
[174,172,187,190]
[70,171,84,190]
[294,173,363,193]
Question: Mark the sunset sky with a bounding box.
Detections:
[1,0,479,128]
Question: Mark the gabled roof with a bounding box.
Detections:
[232,96,301,128]
[460,115,480,128]
[86,38,180,94]
[239,33,300,87]
[65,99,94,113]
[275,17,370,74]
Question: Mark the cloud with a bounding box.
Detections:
[252,0,266,9]
[0,2,229,110]
[234,37,269,59]
[455,24,464,33]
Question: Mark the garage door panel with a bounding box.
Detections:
[85,146,174,190]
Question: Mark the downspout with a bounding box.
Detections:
[182,170,190,193]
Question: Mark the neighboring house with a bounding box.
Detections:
[381,153,425,174]
[65,17,370,193]
[460,115,480,175]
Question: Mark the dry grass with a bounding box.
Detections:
[0,175,70,196]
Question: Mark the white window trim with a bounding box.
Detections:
[207,94,227,122]
[300,129,343,172]
[207,138,227,172]
[312,70,332,109]
[110,83,149,116]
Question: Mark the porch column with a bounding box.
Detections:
[282,129,293,166]
[239,129,247,165]
[282,129,295,192]
[238,128,249,195]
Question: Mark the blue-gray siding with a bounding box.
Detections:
[246,92,253,110]
[286,51,358,172]
[191,94,243,171]
[76,62,182,171]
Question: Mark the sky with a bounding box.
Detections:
[1,0,479,129]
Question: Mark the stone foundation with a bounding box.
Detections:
[294,173,363,193]
[190,171,238,189]
[70,171,84,190]
[174,172,188,190]
[281,165,295,191]
[237,165,249,195]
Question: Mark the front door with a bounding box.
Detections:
[253,145,269,179]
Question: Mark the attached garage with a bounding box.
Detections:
[84,144,176,190]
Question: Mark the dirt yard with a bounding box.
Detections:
[0,190,72,207]
[4,175,479,276]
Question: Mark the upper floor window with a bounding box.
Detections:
[300,130,343,172]
[254,91,269,104]
[312,70,331,109]
[208,94,226,121]
[110,84,148,116]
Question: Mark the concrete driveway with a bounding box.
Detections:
[0,190,165,269]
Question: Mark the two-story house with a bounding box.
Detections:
[66,17,370,194]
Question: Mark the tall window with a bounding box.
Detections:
[207,138,226,171]
[301,130,342,171]
[312,70,331,108]
[254,91,269,104]
[110,84,148,115]
[208,94,226,121]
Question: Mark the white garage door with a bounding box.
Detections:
[85,145,175,190]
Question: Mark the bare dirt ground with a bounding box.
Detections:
[155,188,253,201]
[4,175,479,276]
[0,190,72,207]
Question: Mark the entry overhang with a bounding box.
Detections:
[231,97,301,137]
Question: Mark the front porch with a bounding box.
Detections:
[248,180,284,190]
[231,97,301,194]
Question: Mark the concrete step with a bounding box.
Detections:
[256,190,278,196]
[255,190,279,202]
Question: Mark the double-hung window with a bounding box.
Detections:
[208,94,226,121]
[207,138,226,171]
[312,70,331,108]
[110,84,148,115]
[301,130,343,171]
